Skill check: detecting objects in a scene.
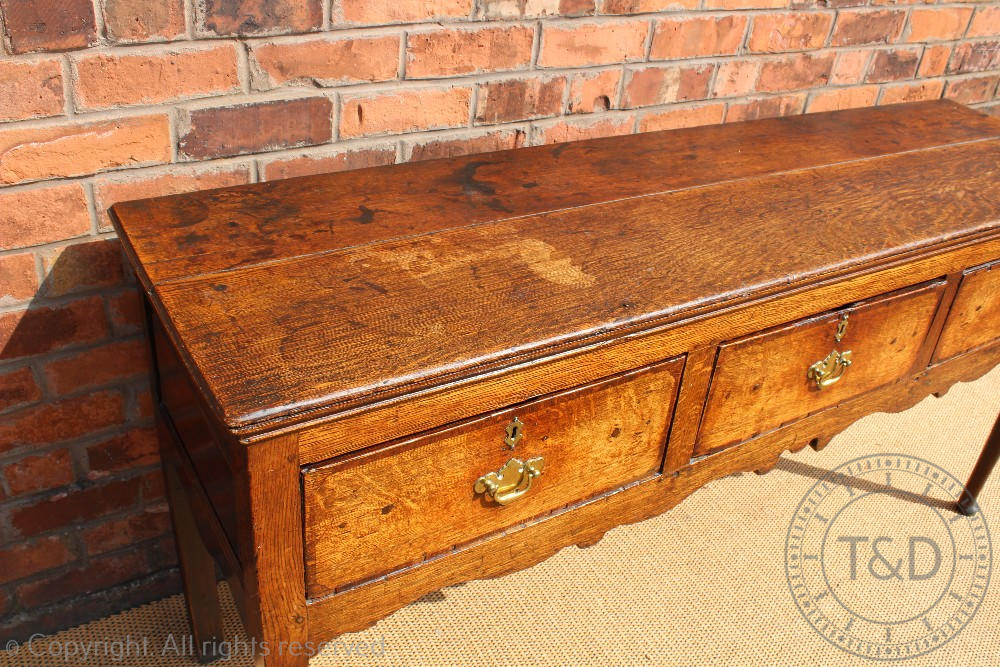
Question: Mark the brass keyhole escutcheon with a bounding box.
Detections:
[504,416,524,450]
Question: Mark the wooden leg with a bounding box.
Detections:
[958,412,1000,516]
[164,456,226,662]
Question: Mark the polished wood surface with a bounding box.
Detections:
[934,260,1000,363]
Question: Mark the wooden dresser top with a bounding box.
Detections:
[112,101,1000,433]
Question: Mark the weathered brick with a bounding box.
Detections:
[0,391,123,453]
[650,16,748,60]
[17,550,148,608]
[906,8,973,43]
[197,0,322,36]
[0,115,171,185]
[0,59,64,122]
[82,504,171,555]
[482,0,594,17]
[475,76,566,123]
[807,85,879,112]
[638,102,726,132]
[42,339,148,396]
[0,253,38,304]
[918,45,952,77]
[408,26,534,78]
[0,297,108,363]
[945,75,1000,104]
[748,13,833,53]
[40,239,126,298]
[0,185,90,250]
[339,0,473,24]
[831,10,906,47]
[251,35,400,88]
[73,45,241,111]
[622,64,713,108]
[0,536,73,584]
[568,69,622,113]
[712,60,759,97]
[0,366,41,412]
[757,53,834,92]
[406,129,526,161]
[87,427,159,477]
[703,0,784,7]
[103,0,185,43]
[602,0,698,12]
[830,50,872,84]
[968,7,1000,38]
[340,88,471,138]
[261,147,397,180]
[534,116,634,144]
[540,21,648,67]
[949,41,1000,74]
[107,288,144,335]
[866,47,920,82]
[0,0,96,53]
[726,94,805,122]
[178,96,333,160]
[4,448,75,496]
[879,79,945,104]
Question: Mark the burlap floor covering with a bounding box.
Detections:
[3,366,999,666]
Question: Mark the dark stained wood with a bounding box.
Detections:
[959,411,1000,515]
[933,260,1000,363]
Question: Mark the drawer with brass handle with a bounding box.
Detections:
[694,280,946,456]
[302,357,684,598]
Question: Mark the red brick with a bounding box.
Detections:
[968,7,1000,38]
[407,27,534,79]
[949,41,1000,74]
[4,448,75,496]
[251,35,400,88]
[704,0,784,7]
[981,103,1000,118]
[94,165,253,231]
[482,0,595,17]
[726,94,805,122]
[0,297,108,362]
[638,102,726,132]
[475,77,566,124]
[140,468,165,500]
[918,45,952,77]
[179,96,333,160]
[602,0,697,11]
[945,75,1000,104]
[406,129,526,161]
[0,0,96,53]
[0,536,73,584]
[0,393,123,458]
[10,475,141,536]
[262,147,396,181]
[830,49,872,84]
[17,550,148,608]
[866,47,920,82]
[540,21,648,67]
[757,53,834,92]
[906,8,973,43]
[42,339,148,396]
[879,79,945,104]
[0,184,90,250]
[650,16,748,60]
[108,288,143,335]
[339,0,473,24]
[0,115,171,185]
[0,366,41,412]
[568,69,622,114]
[197,0,321,36]
[534,116,634,144]
[622,65,713,108]
[136,387,154,419]
[748,13,833,53]
[831,10,906,47]
[807,84,879,112]
[0,253,38,304]
[712,60,759,97]
[73,45,241,111]
[103,0,185,43]
[83,504,171,555]
[340,88,471,138]
[0,59,64,122]
[40,239,125,298]
[86,427,159,477]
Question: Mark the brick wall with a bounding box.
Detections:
[0,0,998,640]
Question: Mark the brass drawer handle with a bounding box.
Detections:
[807,349,853,390]
[474,457,545,506]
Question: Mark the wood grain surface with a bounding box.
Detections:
[933,260,1000,363]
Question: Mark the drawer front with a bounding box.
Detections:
[302,357,683,598]
[695,281,945,455]
[933,260,1000,363]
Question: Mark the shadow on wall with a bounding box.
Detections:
[0,238,178,641]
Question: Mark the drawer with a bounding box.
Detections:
[695,281,945,456]
[302,357,683,598]
[933,260,1000,363]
